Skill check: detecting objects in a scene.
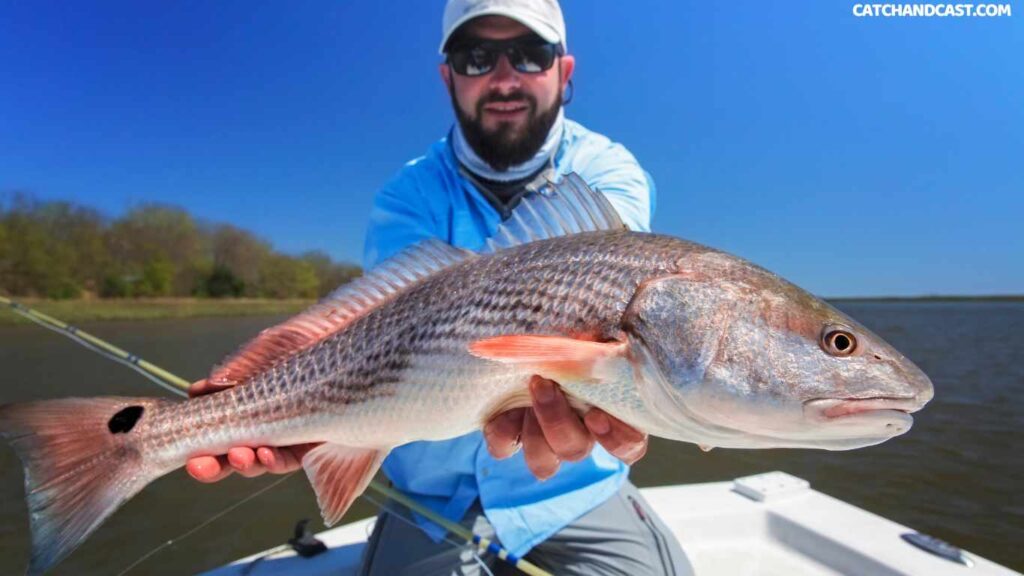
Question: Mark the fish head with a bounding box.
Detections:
[623,250,934,451]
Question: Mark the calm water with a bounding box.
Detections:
[0,302,1021,574]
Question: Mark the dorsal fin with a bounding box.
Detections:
[208,239,474,386]
[207,172,616,387]
[484,172,625,253]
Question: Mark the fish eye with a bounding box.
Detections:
[821,327,857,357]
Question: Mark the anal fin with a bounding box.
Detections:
[301,444,389,526]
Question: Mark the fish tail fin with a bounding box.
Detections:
[0,397,172,575]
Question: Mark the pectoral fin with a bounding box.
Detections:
[301,443,388,526]
[468,335,629,383]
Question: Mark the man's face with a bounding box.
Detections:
[440,16,575,172]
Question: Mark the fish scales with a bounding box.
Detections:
[132,232,690,466]
[0,174,933,574]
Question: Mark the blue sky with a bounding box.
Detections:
[1,1,1020,297]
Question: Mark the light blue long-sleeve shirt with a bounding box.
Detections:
[362,118,655,558]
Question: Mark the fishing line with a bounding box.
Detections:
[115,472,298,576]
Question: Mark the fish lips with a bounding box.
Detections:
[803,396,924,438]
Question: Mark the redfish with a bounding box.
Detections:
[0,174,933,574]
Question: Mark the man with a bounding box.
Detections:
[187,1,690,574]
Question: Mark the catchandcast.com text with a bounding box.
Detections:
[852,3,1011,17]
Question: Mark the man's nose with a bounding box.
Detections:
[488,52,522,92]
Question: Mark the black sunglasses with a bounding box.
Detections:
[446,37,564,77]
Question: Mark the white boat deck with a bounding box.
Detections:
[204,471,1019,576]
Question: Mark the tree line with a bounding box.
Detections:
[0,193,361,299]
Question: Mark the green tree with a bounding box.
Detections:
[99,274,132,298]
[0,191,362,301]
[300,250,362,297]
[108,205,205,296]
[209,225,272,297]
[260,255,319,298]
[0,220,8,291]
[136,257,174,297]
[35,201,108,294]
[0,195,86,298]
[204,265,245,298]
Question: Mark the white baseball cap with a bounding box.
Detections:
[440,0,567,54]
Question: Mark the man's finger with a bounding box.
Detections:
[483,408,526,459]
[521,410,561,480]
[530,377,593,462]
[227,447,267,478]
[584,409,648,465]
[256,444,319,473]
[186,455,234,483]
[256,447,295,474]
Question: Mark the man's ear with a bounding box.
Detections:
[559,55,575,89]
[439,63,453,93]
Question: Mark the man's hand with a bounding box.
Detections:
[185,376,647,483]
[184,379,318,482]
[482,376,648,480]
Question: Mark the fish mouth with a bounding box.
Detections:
[805,396,925,419]
[802,396,923,442]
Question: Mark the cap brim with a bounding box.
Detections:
[439,9,562,54]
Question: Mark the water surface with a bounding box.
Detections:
[0,303,1020,573]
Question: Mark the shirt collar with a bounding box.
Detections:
[451,108,564,183]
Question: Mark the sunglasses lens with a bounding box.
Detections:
[510,44,556,73]
[450,46,497,76]
[449,41,559,77]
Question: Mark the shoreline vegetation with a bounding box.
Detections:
[0,295,1020,325]
[0,193,361,302]
[2,193,1019,325]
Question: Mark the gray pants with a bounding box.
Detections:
[358,480,694,576]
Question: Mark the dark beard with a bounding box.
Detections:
[452,86,562,173]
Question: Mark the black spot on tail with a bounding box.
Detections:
[108,405,144,434]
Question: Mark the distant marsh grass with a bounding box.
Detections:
[0,298,313,324]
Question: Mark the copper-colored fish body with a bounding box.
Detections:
[0,175,933,574]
